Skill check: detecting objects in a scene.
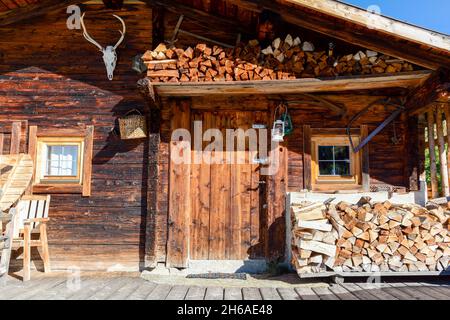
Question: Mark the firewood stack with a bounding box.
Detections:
[291,197,450,275]
[141,34,415,83]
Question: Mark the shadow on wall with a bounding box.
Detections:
[0,63,151,271]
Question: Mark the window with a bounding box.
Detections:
[318,146,350,176]
[311,135,361,191]
[46,145,79,177]
[36,138,84,184]
[29,126,94,196]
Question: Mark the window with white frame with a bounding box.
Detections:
[311,135,361,190]
[35,137,84,184]
[45,145,79,177]
[29,126,94,196]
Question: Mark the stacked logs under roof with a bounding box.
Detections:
[142,35,416,83]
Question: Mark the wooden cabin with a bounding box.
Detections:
[0,0,448,273]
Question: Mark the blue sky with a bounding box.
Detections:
[342,0,450,34]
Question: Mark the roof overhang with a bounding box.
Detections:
[282,0,450,52]
[141,70,433,97]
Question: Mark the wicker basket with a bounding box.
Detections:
[119,109,147,140]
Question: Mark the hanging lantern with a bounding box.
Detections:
[280,108,293,136]
[132,54,147,74]
[272,119,285,142]
[272,102,293,142]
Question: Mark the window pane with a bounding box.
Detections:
[335,161,350,175]
[334,146,350,160]
[319,161,334,175]
[46,145,79,176]
[318,146,333,160]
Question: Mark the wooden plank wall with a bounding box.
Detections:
[157,94,410,264]
[286,94,410,191]
[0,2,415,268]
[0,3,152,270]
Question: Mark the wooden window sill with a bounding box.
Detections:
[312,184,362,192]
[32,184,83,194]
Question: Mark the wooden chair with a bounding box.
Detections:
[12,195,51,281]
[0,208,17,279]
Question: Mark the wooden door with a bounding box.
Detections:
[189,110,268,260]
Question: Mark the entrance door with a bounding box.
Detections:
[189,110,268,260]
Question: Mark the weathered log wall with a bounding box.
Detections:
[154,93,411,264]
[286,94,410,191]
[0,4,152,270]
[0,2,416,269]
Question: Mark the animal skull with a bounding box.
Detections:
[80,13,126,80]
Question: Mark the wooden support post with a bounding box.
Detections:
[303,125,312,191]
[417,114,427,195]
[444,105,450,198]
[0,133,3,156]
[435,106,449,196]
[23,223,31,282]
[266,144,288,261]
[404,116,424,191]
[39,223,51,273]
[426,108,439,199]
[82,126,94,197]
[360,125,370,192]
[9,121,21,155]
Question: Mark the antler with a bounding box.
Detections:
[112,14,126,50]
[80,13,103,51]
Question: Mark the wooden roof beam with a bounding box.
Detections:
[406,68,450,116]
[281,0,450,52]
[240,0,450,70]
[140,71,433,97]
[0,0,81,26]
[141,0,253,36]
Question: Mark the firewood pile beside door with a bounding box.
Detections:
[291,197,450,275]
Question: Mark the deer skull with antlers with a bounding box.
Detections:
[80,13,126,80]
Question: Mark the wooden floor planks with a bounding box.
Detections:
[204,286,224,300]
[242,287,262,300]
[311,286,340,300]
[185,286,207,300]
[341,283,380,300]
[277,287,301,300]
[0,273,449,300]
[224,287,243,300]
[328,284,359,300]
[146,284,173,300]
[166,285,190,300]
[259,287,282,300]
[294,287,320,300]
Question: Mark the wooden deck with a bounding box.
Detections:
[0,273,449,300]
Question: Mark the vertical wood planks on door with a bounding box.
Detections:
[209,113,229,260]
[167,99,191,268]
[190,111,211,259]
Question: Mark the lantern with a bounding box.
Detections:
[272,102,293,142]
[272,119,285,142]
